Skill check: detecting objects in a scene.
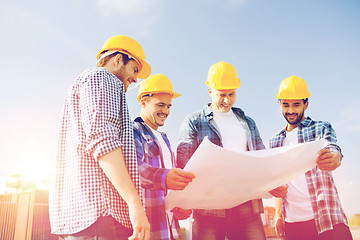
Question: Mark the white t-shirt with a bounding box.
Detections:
[283,128,314,222]
[212,109,247,153]
[146,124,175,236]
[146,124,173,169]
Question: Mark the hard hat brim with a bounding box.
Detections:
[276,93,311,99]
[206,79,241,90]
[137,91,181,103]
[138,59,151,79]
[115,50,151,79]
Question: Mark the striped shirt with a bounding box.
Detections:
[49,67,141,234]
[269,116,348,234]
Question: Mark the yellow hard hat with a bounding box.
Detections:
[206,61,241,90]
[137,74,181,102]
[97,35,151,79]
[277,76,311,99]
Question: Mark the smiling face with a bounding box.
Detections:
[140,93,173,130]
[208,88,236,113]
[280,99,309,131]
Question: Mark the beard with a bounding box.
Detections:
[155,120,165,127]
[283,111,304,125]
[154,114,167,127]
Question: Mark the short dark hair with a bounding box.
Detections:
[96,52,131,67]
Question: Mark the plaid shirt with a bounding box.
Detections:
[269,116,348,234]
[176,104,265,217]
[133,117,180,240]
[49,67,141,234]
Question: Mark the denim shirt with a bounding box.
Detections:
[176,104,265,217]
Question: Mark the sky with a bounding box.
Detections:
[0,0,359,216]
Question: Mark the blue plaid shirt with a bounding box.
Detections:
[133,117,180,240]
[269,116,348,234]
[49,67,141,234]
[176,104,265,217]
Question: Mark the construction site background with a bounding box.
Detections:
[0,184,358,239]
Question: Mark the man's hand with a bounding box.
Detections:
[317,149,341,171]
[270,185,288,198]
[275,217,285,239]
[128,203,150,240]
[172,207,192,220]
[166,168,195,190]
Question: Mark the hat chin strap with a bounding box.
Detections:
[97,50,135,62]
[127,80,143,92]
[98,50,118,62]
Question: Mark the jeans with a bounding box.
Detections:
[284,220,318,240]
[58,216,133,240]
[192,201,266,240]
[285,219,353,240]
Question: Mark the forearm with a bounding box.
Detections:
[275,197,285,238]
[99,147,143,208]
[275,197,283,220]
[138,162,169,190]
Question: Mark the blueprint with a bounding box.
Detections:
[165,137,325,210]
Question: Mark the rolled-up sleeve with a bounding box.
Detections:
[133,128,169,190]
[80,70,124,161]
[322,121,342,156]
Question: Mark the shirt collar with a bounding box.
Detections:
[204,103,213,117]
[280,116,313,136]
[134,116,165,135]
[203,103,244,117]
[134,116,144,123]
[299,116,313,127]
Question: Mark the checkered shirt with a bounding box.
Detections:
[133,117,181,240]
[269,116,348,234]
[176,104,265,217]
[49,67,141,234]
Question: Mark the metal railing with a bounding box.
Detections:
[0,190,56,240]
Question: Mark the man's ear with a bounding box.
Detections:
[304,101,309,110]
[140,98,146,108]
[114,53,123,66]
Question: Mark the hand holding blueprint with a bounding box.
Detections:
[165,137,325,210]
